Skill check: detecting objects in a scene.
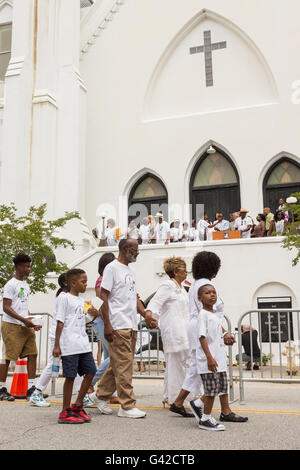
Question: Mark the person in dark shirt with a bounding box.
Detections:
[237,325,261,370]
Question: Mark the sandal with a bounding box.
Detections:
[220,412,248,422]
[169,403,194,418]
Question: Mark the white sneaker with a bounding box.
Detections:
[83,393,95,408]
[29,390,51,407]
[88,392,113,414]
[199,416,225,431]
[118,407,146,419]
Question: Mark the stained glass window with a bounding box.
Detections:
[132,176,167,200]
[192,153,237,188]
[267,160,300,185]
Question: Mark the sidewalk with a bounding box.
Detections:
[1,378,300,450]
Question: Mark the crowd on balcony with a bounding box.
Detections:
[92,197,293,247]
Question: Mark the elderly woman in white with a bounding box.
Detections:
[145,257,193,417]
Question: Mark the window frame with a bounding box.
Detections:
[0,22,12,82]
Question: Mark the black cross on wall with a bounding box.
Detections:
[190,30,227,87]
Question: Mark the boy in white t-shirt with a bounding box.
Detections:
[53,269,98,424]
[197,285,248,431]
[0,253,40,402]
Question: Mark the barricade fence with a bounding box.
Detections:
[1,312,236,402]
[133,314,235,402]
[237,309,300,404]
[0,313,54,375]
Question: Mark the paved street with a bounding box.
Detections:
[1,378,300,450]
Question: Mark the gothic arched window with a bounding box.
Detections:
[128,173,168,223]
[190,149,240,221]
[263,157,300,212]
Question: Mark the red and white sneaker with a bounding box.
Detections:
[71,404,92,422]
[58,408,85,424]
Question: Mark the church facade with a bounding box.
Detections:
[0,1,300,346]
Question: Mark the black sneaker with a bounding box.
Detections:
[199,417,225,431]
[189,400,204,423]
[0,387,15,401]
[26,386,48,400]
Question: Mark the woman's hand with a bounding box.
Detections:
[224,333,235,345]
[144,311,158,329]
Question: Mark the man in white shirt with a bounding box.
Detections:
[234,209,253,238]
[213,213,230,232]
[0,254,39,402]
[90,238,157,419]
[155,213,170,245]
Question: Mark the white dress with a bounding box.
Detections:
[147,279,190,404]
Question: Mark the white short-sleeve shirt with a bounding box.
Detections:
[139,224,151,244]
[55,293,91,356]
[234,216,253,238]
[155,221,170,244]
[197,308,227,374]
[2,278,30,325]
[188,278,224,350]
[170,227,181,242]
[101,259,138,331]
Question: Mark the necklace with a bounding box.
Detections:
[172,279,182,289]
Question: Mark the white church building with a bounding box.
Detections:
[0,0,300,342]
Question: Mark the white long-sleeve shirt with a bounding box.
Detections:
[147,279,190,354]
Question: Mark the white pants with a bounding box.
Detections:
[36,338,82,393]
[182,350,203,398]
[163,350,190,404]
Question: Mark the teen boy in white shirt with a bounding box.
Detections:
[0,254,40,402]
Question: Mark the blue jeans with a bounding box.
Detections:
[92,317,110,387]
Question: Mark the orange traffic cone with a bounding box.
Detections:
[10,359,28,399]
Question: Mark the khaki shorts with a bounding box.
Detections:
[1,321,38,361]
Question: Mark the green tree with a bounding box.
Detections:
[0,203,80,293]
[282,193,300,266]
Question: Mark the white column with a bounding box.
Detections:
[0,0,92,261]
[55,0,87,218]
[0,0,36,210]
[29,0,59,217]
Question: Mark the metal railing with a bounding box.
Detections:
[133,314,235,402]
[237,309,300,404]
[1,312,235,401]
[0,313,54,374]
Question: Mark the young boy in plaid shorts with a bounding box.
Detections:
[197,284,248,431]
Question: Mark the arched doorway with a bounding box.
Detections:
[263,157,300,212]
[190,148,240,221]
[128,173,168,224]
